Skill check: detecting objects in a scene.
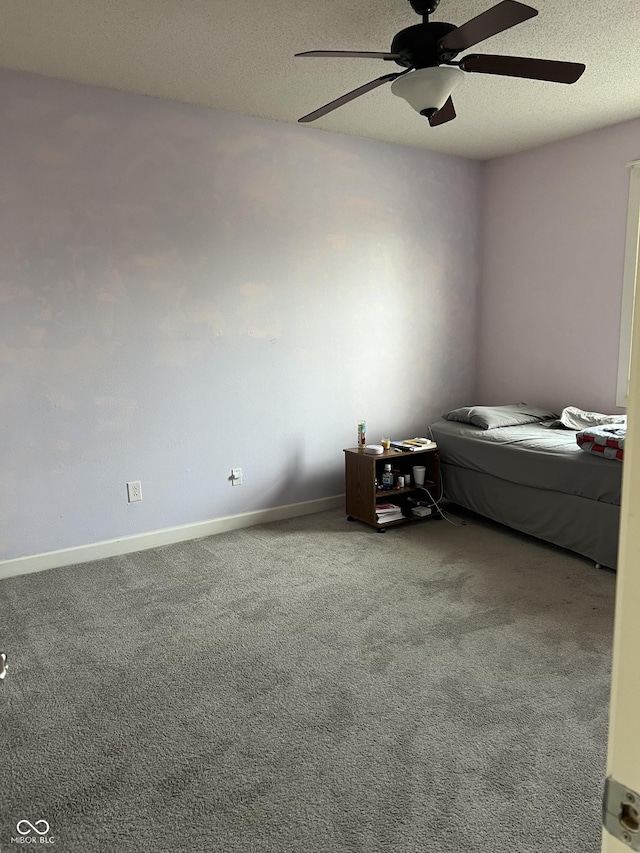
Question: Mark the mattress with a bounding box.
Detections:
[430,420,622,507]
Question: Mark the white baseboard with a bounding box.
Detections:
[0,495,345,581]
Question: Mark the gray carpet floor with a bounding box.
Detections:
[0,506,615,852]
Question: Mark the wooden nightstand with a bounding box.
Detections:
[343,445,440,531]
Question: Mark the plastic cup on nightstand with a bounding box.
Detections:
[413,466,426,487]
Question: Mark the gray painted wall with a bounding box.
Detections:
[0,70,482,560]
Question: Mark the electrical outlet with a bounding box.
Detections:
[231,468,243,486]
[127,481,142,502]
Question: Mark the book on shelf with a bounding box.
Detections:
[390,437,437,452]
[375,502,404,523]
[377,512,404,524]
[376,503,401,513]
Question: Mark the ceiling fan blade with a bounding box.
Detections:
[439,0,537,52]
[298,73,401,123]
[296,50,402,60]
[460,53,586,83]
[429,96,456,127]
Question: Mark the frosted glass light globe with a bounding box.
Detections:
[391,66,464,114]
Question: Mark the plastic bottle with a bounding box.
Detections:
[382,463,394,490]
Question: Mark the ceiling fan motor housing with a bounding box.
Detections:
[391,22,459,67]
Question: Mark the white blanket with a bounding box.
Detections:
[548,406,627,431]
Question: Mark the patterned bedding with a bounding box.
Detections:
[576,423,626,461]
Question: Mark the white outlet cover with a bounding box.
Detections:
[127,481,142,502]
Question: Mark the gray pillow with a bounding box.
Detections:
[442,403,558,430]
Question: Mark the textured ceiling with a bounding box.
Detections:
[0,0,639,159]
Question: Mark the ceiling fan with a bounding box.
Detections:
[295,0,585,127]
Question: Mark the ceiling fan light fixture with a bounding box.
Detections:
[390,66,464,115]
